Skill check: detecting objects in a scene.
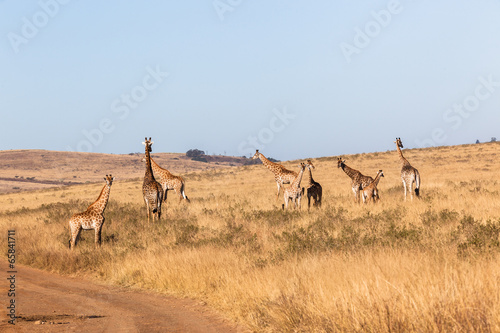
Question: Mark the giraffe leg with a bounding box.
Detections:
[276,182,282,200]
[145,200,151,223]
[410,180,414,201]
[95,226,102,249]
[402,180,407,201]
[307,193,311,209]
[297,195,301,210]
[70,226,82,250]
[353,187,360,203]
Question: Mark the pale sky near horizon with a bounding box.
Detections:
[1,1,500,161]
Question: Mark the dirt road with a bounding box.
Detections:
[0,261,247,332]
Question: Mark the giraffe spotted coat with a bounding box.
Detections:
[252,150,298,199]
[394,137,421,201]
[337,157,374,203]
[304,159,322,208]
[142,137,163,222]
[283,163,306,210]
[68,174,114,250]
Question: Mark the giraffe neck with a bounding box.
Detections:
[304,167,314,187]
[150,157,172,177]
[341,163,360,180]
[88,184,110,214]
[144,146,155,180]
[372,173,383,187]
[258,153,280,175]
[292,168,305,188]
[396,145,410,166]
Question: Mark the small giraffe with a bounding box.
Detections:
[394,137,421,201]
[252,150,297,199]
[337,157,374,203]
[361,170,384,203]
[283,163,306,210]
[68,174,114,250]
[142,156,190,203]
[142,137,163,222]
[304,159,322,209]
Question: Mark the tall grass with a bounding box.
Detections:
[1,142,500,331]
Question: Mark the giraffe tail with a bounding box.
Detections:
[414,169,421,197]
[181,182,191,203]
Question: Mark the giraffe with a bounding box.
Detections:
[361,170,384,203]
[142,156,190,203]
[337,157,374,203]
[252,150,297,199]
[142,137,163,222]
[304,159,322,209]
[283,163,306,210]
[394,137,421,201]
[68,174,114,250]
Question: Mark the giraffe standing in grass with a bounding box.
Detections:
[283,163,306,210]
[337,157,374,203]
[252,150,297,199]
[394,137,421,201]
[68,174,114,250]
[361,170,384,203]
[142,137,163,222]
[304,159,322,209]
[143,156,190,203]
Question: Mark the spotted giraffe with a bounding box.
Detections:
[142,156,190,203]
[394,137,421,201]
[142,137,163,222]
[252,150,297,199]
[337,157,374,203]
[361,170,384,203]
[304,159,322,209]
[283,163,306,210]
[68,174,114,250]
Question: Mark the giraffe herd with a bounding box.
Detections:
[68,137,420,249]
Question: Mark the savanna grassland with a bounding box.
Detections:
[1,143,500,332]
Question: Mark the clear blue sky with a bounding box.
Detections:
[1,1,499,160]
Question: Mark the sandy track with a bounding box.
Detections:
[0,261,247,332]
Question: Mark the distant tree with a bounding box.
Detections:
[491,137,497,142]
[191,156,208,163]
[476,139,480,144]
[186,149,205,158]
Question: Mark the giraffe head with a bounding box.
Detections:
[306,159,315,170]
[377,170,384,178]
[394,137,403,149]
[251,150,260,160]
[296,162,306,174]
[337,157,346,169]
[104,174,115,187]
[142,137,153,152]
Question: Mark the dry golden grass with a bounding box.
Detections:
[0,149,247,193]
[1,142,500,332]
